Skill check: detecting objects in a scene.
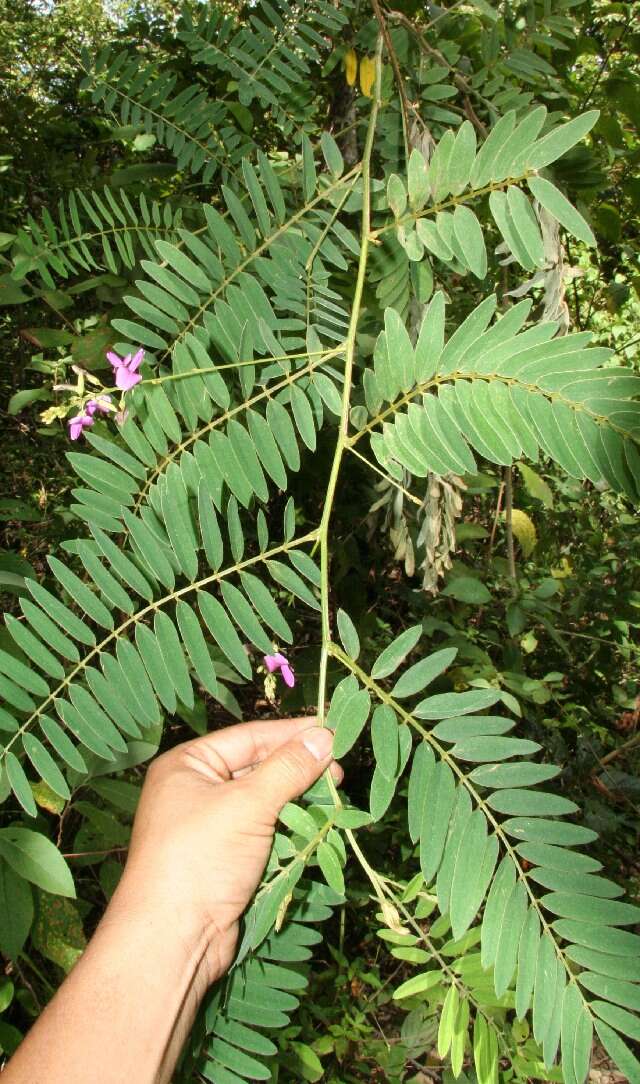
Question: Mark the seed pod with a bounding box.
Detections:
[360,55,375,97]
[345,47,357,87]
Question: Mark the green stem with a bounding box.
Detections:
[369,170,535,241]
[316,38,384,738]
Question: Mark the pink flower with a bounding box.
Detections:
[107,348,144,391]
[264,652,295,688]
[85,395,112,416]
[68,396,112,440]
[68,413,94,440]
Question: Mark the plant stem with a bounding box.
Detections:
[504,464,517,583]
[348,443,422,506]
[315,37,383,734]
[371,0,410,161]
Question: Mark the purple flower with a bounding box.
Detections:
[68,396,112,440]
[264,652,295,688]
[68,413,94,440]
[85,395,112,416]
[107,348,144,391]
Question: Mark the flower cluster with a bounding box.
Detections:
[68,396,112,440]
[264,652,295,687]
[66,347,145,440]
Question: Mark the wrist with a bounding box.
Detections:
[104,870,229,988]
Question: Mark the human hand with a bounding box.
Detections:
[107,718,342,986]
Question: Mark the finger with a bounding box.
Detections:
[186,716,318,774]
[249,727,337,818]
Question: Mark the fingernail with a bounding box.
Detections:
[302,727,334,761]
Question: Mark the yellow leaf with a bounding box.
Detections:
[551,556,573,579]
[345,48,358,87]
[360,56,375,98]
[31,780,65,815]
[32,893,86,973]
[509,508,537,557]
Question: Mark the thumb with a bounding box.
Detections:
[251,727,335,818]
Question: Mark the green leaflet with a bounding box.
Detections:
[239,572,292,644]
[580,973,640,1012]
[371,704,399,781]
[198,591,252,678]
[136,623,177,713]
[437,982,459,1058]
[453,204,487,279]
[393,969,442,999]
[220,582,272,653]
[553,920,640,957]
[433,715,515,742]
[0,860,33,959]
[329,677,371,759]
[504,818,597,846]
[161,465,198,580]
[0,649,49,699]
[528,109,600,171]
[22,735,69,801]
[590,997,640,1040]
[207,1036,271,1081]
[419,762,456,883]
[486,789,578,817]
[47,557,114,630]
[533,932,557,1045]
[407,742,435,844]
[436,788,472,915]
[470,761,559,788]
[371,624,422,679]
[391,647,457,699]
[278,803,317,841]
[541,893,640,927]
[176,601,219,696]
[266,559,320,611]
[0,827,75,897]
[473,1012,499,1084]
[5,752,37,817]
[528,176,596,246]
[480,855,515,970]
[515,907,540,1020]
[493,880,527,997]
[528,868,622,899]
[19,599,79,662]
[415,689,501,720]
[316,841,345,895]
[561,981,593,1084]
[567,946,640,982]
[451,736,540,761]
[595,1020,640,1082]
[40,716,87,773]
[336,609,360,660]
[450,827,498,941]
[387,173,407,218]
[407,148,429,211]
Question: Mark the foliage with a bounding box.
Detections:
[1,0,640,1081]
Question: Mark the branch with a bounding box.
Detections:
[388,8,489,136]
[370,0,411,159]
[504,464,517,583]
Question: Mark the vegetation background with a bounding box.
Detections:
[0,0,639,1081]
